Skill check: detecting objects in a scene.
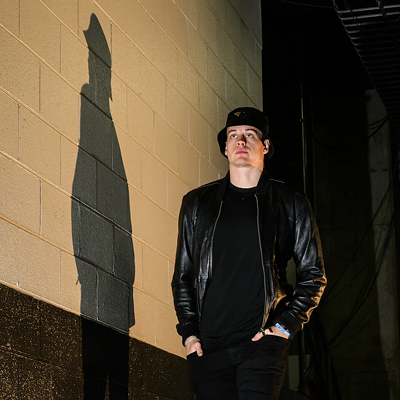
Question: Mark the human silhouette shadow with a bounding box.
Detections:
[71,13,135,398]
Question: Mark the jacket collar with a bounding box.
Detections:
[217,170,270,200]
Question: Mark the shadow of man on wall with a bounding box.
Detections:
[71,13,135,399]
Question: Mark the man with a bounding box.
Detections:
[172,107,326,400]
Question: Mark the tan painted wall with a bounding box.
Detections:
[0,0,262,358]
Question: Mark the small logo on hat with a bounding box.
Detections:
[234,111,243,117]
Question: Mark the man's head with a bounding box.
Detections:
[217,107,274,162]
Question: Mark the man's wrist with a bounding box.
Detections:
[275,323,291,338]
[184,335,198,346]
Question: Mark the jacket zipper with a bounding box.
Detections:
[209,200,223,279]
[255,194,268,331]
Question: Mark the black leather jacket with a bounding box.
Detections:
[172,171,326,343]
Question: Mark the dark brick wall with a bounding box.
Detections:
[0,283,194,399]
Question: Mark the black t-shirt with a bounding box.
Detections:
[199,183,265,349]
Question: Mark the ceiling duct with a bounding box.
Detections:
[334,0,400,137]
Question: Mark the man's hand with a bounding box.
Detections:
[251,325,289,341]
[185,336,203,357]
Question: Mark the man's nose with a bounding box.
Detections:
[237,135,246,145]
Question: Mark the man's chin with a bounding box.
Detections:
[231,160,251,168]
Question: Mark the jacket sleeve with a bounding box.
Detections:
[171,197,199,345]
[273,195,327,337]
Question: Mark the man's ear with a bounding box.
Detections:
[263,139,270,154]
[225,144,228,156]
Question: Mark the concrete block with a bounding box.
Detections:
[19,357,53,399]
[232,47,249,92]
[98,271,131,332]
[129,288,156,345]
[114,226,135,283]
[0,350,19,399]
[0,90,18,159]
[40,64,80,143]
[217,97,230,132]
[96,0,127,31]
[79,96,113,168]
[110,72,127,130]
[153,23,178,86]
[133,238,143,289]
[206,48,225,103]
[240,23,256,70]
[200,155,219,185]
[20,0,61,69]
[142,245,169,303]
[97,161,131,231]
[166,83,189,141]
[112,26,141,95]
[129,186,156,246]
[42,0,79,34]
[139,0,166,29]
[142,150,168,209]
[187,22,207,78]
[79,204,114,272]
[156,302,182,356]
[78,2,112,66]
[175,0,198,28]
[205,0,225,25]
[189,106,210,159]
[141,56,167,119]
[177,52,198,108]
[18,229,61,303]
[198,76,218,130]
[41,182,73,251]
[216,24,235,76]
[153,205,177,260]
[154,113,179,173]
[167,170,190,219]
[0,27,40,112]
[0,218,19,286]
[177,136,199,189]
[0,0,19,36]
[114,125,142,189]
[0,285,41,358]
[40,301,81,370]
[60,251,81,314]
[198,1,217,52]
[60,26,89,92]
[225,1,241,47]
[93,56,113,116]
[71,146,97,208]
[210,122,229,175]
[0,155,40,233]
[165,0,188,56]
[255,42,262,78]
[74,257,97,319]
[248,65,263,110]
[225,72,244,110]
[126,0,154,59]
[126,87,154,151]
[19,108,61,185]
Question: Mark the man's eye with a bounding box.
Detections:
[230,134,237,139]
[246,133,253,138]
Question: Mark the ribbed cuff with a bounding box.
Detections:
[178,322,199,346]
[273,311,302,339]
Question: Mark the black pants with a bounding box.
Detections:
[187,335,289,400]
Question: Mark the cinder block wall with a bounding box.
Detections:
[0,0,262,361]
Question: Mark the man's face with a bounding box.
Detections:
[225,125,269,169]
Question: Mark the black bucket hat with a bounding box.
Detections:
[217,107,274,159]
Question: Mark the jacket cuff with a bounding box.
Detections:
[178,322,199,346]
[273,311,302,339]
